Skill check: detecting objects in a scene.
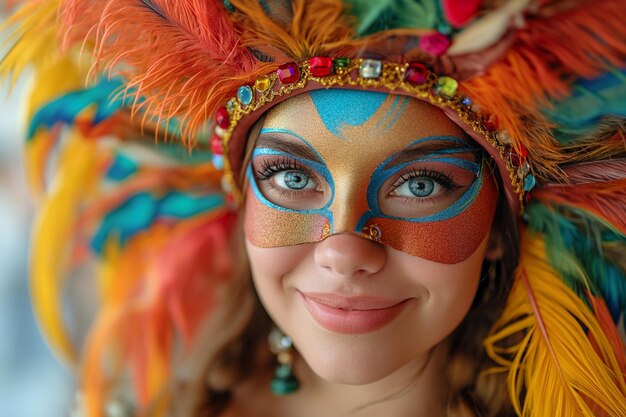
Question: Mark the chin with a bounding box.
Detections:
[293,331,425,385]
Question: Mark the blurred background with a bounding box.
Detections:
[0,8,74,417]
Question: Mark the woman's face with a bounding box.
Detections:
[244,90,497,384]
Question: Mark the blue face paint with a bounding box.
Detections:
[375,96,410,131]
[355,136,483,230]
[310,90,388,138]
[245,92,499,263]
[247,149,334,216]
[247,128,336,229]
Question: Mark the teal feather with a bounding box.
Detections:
[158,192,225,218]
[91,190,225,254]
[344,0,439,36]
[91,192,157,254]
[27,77,209,143]
[151,143,214,164]
[542,68,626,144]
[107,154,138,181]
[27,78,125,139]
[526,202,626,322]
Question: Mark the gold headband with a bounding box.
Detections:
[211,57,533,212]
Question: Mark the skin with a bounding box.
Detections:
[235,91,501,417]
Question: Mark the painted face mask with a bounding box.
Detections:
[244,90,498,264]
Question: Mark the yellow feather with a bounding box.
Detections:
[3,0,82,194]
[27,55,82,119]
[485,229,626,417]
[30,131,101,364]
[1,0,82,117]
[1,0,62,86]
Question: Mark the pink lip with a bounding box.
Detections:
[299,292,409,334]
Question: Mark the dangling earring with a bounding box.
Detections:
[268,327,300,395]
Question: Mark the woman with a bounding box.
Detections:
[2,1,625,416]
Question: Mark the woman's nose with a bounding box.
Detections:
[314,233,386,277]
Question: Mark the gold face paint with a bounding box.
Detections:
[243,90,498,264]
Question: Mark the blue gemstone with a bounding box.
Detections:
[524,174,536,191]
[461,97,472,106]
[223,0,235,12]
[360,59,382,79]
[237,86,253,106]
[212,155,224,170]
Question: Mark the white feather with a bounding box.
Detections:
[447,0,532,56]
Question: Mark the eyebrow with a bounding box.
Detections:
[255,135,322,163]
[384,137,479,169]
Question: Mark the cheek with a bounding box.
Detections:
[245,239,311,320]
[393,234,487,336]
[417,238,485,323]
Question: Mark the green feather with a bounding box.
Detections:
[527,202,626,322]
[543,68,626,144]
[344,0,439,36]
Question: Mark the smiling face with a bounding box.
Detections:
[244,90,498,384]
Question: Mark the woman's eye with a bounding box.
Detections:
[274,170,317,190]
[393,177,442,198]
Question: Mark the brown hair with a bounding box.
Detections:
[445,181,520,417]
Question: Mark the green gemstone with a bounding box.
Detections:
[274,364,293,379]
[271,377,300,395]
[436,76,458,98]
[333,57,350,69]
[437,22,454,35]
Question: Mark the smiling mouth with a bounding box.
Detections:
[298,292,410,334]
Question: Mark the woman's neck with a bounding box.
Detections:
[229,340,451,417]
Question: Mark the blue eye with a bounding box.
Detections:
[275,170,316,190]
[408,178,435,197]
[391,170,454,199]
[395,177,440,198]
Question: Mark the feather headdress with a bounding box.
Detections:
[1,0,625,416]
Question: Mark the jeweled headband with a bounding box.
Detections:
[210,57,535,213]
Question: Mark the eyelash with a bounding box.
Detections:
[391,169,459,194]
[255,159,461,200]
[255,157,312,181]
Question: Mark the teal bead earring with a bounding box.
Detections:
[268,327,300,395]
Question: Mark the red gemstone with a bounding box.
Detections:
[309,57,333,77]
[215,107,229,129]
[404,62,429,84]
[442,0,482,28]
[277,62,300,84]
[518,143,528,159]
[504,147,523,167]
[483,115,498,132]
[419,33,451,56]
[210,134,223,155]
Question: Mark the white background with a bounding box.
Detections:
[0,9,74,416]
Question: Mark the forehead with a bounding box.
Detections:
[259,90,470,157]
